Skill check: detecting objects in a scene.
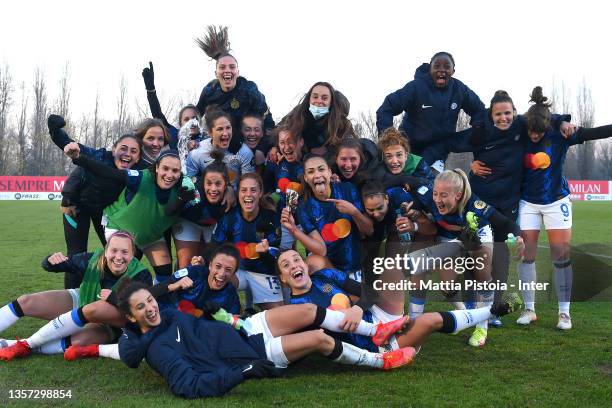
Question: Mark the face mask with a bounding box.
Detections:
[309,104,329,119]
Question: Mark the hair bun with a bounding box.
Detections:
[529,86,549,105]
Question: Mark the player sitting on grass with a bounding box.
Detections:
[277,249,523,353]
[111,280,415,398]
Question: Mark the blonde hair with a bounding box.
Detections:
[97,231,136,277]
[435,169,471,214]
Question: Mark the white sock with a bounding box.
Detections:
[320,309,376,337]
[33,338,67,355]
[0,339,17,348]
[448,307,492,334]
[558,302,571,315]
[333,341,383,368]
[409,298,425,319]
[519,261,537,311]
[25,309,85,349]
[99,344,121,360]
[476,290,494,330]
[0,303,21,333]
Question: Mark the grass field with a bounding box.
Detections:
[0,201,611,407]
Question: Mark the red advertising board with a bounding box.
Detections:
[0,176,67,200]
[568,180,611,201]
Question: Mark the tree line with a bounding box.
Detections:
[0,63,610,180]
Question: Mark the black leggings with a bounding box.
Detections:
[62,207,106,289]
[491,205,519,302]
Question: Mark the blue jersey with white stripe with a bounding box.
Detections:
[212,208,281,275]
[297,182,364,273]
[522,129,581,205]
[289,269,377,352]
[169,265,240,314]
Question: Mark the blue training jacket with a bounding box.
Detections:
[376,63,485,159]
[119,309,266,398]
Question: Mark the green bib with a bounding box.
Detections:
[104,170,178,247]
[78,249,148,308]
[402,153,423,176]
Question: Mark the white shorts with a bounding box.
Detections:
[369,304,401,353]
[348,269,362,283]
[103,226,164,250]
[519,196,572,231]
[68,288,80,309]
[172,219,216,242]
[236,270,283,304]
[245,311,288,368]
[438,224,494,245]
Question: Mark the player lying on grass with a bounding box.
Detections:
[0,231,151,360]
[277,249,522,353]
[110,280,415,398]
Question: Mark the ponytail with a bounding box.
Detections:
[435,169,471,214]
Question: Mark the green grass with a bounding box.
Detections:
[0,201,611,407]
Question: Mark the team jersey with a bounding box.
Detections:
[289,269,377,352]
[104,170,198,246]
[522,129,581,205]
[168,265,240,314]
[273,159,304,209]
[415,185,495,239]
[185,139,255,187]
[180,191,226,227]
[368,187,417,242]
[212,208,281,275]
[297,182,364,273]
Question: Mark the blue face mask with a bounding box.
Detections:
[309,104,329,119]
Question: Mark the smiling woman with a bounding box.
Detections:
[0,231,151,361]
[194,25,275,151]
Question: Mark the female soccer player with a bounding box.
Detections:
[360,180,437,315]
[330,137,385,184]
[241,113,269,170]
[282,154,373,281]
[277,249,521,355]
[194,25,274,151]
[376,51,486,169]
[47,114,143,288]
[212,173,283,309]
[173,150,233,268]
[406,169,525,347]
[141,61,203,148]
[133,118,172,166]
[0,231,151,360]
[66,146,198,283]
[264,127,304,250]
[282,82,354,156]
[515,87,612,330]
[377,128,436,181]
[186,106,254,188]
[114,280,414,398]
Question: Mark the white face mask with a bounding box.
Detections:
[309,104,329,119]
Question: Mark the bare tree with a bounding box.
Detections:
[574,79,595,179]
[16,82,28,175]
[352,110,402,142]
[52,63,71,173]
[115,76,130,137]
[30,68,49,175]
[0,64,13,174]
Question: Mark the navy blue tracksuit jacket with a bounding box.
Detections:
[119,309,266,398]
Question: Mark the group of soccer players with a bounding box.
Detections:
[1,26,611,398]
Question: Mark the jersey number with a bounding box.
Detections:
[266,277,281,290]
[560,203,570,218]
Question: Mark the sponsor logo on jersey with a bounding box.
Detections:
[421,104,433,109]
[451,102,458,110]
[174,268,189,279]
[417,186,429,195]
[128,170,139,177]
[474,200,487,209]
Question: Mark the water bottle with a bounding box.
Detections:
[396,208,412,244]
